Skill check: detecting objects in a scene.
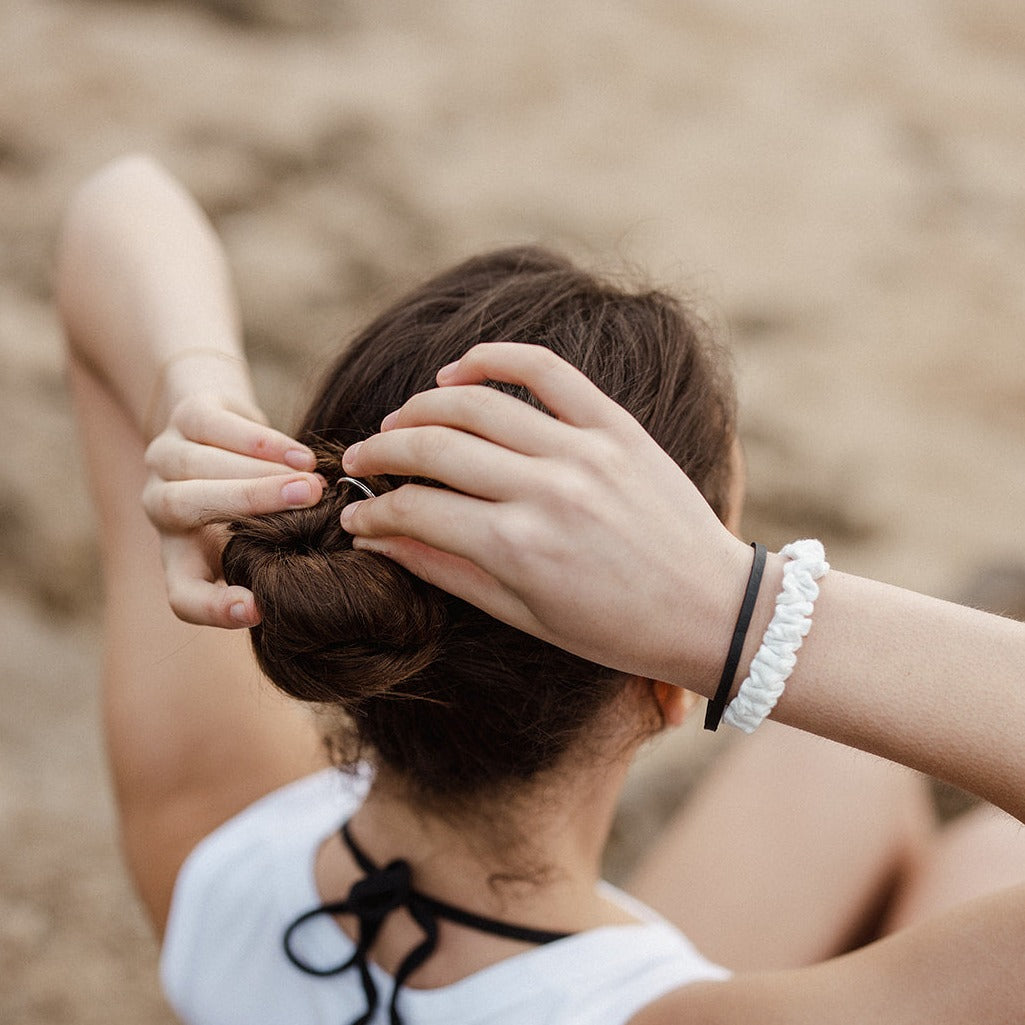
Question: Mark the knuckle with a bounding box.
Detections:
[387,485,419,524]
[489,509,540,561]
[248,425,280,459]
[205,593,229,626]
[460,342,486,367]
[169,394,202,431]
[150,481,191,527]
[458,344,494,380]
[409,426,449,466]
[144,429,196,481]
[389,393,420,423]
[141,478,166,521]
[165,579,191,620]
[158,443,190,481]
[154,487,179,525]
[513,344,560,382]
[142,479,174,524]
[533,345,560,372]
[551,467,592,514]
[143,435,164,471]
[578,442,618,486]
[179,395,220,441]
[239,476,268,512]
[172,447,193,480]
[464,384,497,419]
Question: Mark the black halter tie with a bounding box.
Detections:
[283,822,574,1025]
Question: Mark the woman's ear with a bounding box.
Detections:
[653,680,697,728]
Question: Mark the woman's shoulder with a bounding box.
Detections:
[166,766,370,912]
[173,767,369,877]
[159,767,371,1021]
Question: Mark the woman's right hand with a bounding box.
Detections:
[339,343,753,694]
[341,342,1025,830]
[142,393,324,629]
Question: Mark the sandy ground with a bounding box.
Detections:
[2,1,1025,1021]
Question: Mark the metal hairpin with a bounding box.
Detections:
[337,476,377,500]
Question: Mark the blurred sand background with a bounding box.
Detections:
[2,0,1025,1021]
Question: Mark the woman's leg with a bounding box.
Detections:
[625,721,934,971]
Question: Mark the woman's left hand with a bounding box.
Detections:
[142,393,324,628]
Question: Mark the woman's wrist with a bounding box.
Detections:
[150,347,258,437]
[661,538,777,701]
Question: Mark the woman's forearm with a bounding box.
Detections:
[56,154,255,435]
[754,563,1025,823]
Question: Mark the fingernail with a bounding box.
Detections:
[436,360,460,383]
[284,448,316,470]
[380,410,399,430]
[230,601,251,623]
[282,479,313,505]
[343,441,362,468]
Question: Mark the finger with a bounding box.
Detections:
[172,397,315,469]
[352,534,536,635]
[162,538,260,628]
[146,433,310,482]
[145,473,324,530]
[377,384,575,457]
[341,485,516,576]
[343,425,533,500]
[435,343,626,429]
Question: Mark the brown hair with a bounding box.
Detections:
[222,247,735,806]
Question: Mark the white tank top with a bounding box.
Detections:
[161,770,728,1025]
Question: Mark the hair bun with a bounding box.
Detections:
[221,478,446,706]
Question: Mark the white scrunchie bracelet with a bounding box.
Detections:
[722,538,829,733]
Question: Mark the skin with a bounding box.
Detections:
[60,156,1025,1023]
[58,156,327,932]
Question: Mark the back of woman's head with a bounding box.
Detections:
[222,247,736,807]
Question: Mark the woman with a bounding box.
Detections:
[59,156,1025,1024]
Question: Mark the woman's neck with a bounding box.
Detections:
[351,763,625,920]
[315,756,641,986]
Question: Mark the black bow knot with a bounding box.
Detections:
[283,821,573,1025]
[347,858,413,923]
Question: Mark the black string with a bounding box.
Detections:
[283,821,574,1025]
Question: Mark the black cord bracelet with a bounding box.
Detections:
[704,541,767,732]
